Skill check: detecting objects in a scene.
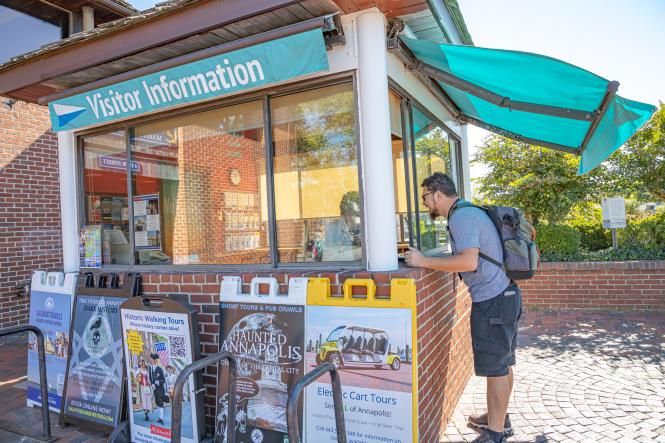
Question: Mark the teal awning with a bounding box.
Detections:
[391,37,657,174]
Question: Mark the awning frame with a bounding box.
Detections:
[387,34,621,156]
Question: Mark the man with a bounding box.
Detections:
[323,191,361,261]
[150,353,167,425]
[405,172,521,443]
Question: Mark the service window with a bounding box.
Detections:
[271,82,361,264]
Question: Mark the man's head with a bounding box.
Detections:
[150,353,160,364]
[420,172,458,219]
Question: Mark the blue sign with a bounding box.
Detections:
[27,290,73,412]
[49,30,329,131]
[99,156,141,172]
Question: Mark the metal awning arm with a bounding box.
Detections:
[579,81,620,153]
[387,36,463,121]
[461,115,580,155]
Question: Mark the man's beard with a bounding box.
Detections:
[428,208,441,219]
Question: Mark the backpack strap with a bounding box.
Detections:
[447,200,504,271]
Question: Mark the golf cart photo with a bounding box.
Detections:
[315,325,401,370]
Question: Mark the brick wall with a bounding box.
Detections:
[0,98,63,328]
[140,266,474,441]
[414,268,473,443]
[521,261,665,311]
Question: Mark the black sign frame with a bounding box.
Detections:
[120,295,204,443]
[59,271,140,433]
[216,299,306,443]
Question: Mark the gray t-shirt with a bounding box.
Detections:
[448,202,510,303]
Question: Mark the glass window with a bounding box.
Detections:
[81,131,131,265]
[130,100,269,265]
[271,82,361,263]
[412,105,454,253]
[389,91,413,248]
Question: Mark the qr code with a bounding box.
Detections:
[169,336,187,358]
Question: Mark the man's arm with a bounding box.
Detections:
[405,247,479,273]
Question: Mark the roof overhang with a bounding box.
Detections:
[0,0,342,103]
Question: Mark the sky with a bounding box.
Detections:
[457,0,665,179]
[128,0,665,178]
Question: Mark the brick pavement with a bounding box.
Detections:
[0,333,107,443]
[442,310,665,443]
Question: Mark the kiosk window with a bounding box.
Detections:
[388,87,462,255]
[78,80,362,268]
[271,82,360,264]
[80,131,131,265]
[412,105,453,254]
[130,101,269,266]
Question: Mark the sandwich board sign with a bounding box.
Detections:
[120,296,204,443]
[60,272,139,431]
[216,276,307,443]
[27,271,77,412]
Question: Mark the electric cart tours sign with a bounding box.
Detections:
[48,29,330,131]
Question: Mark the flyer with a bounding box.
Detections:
[133,194,161,251]
[26,272,75,412]
[62,294,126,426]
[305,306,414,443]
[217,301,305,443]
[121,309,199,443]
[79,226,102,268]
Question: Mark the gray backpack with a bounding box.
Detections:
[449,201,539,280]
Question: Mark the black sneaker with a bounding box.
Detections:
[471,430,507,443]
[468,412,513,436]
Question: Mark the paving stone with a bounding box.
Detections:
[442,310,665,443]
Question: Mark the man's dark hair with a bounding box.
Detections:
[421,172,457,197]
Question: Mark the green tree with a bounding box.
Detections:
[607,103,665,202]
[473,135,605,224]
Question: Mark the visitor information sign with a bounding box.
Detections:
[48,29,329,131]
[121,296,203,443]
[217,277,307,443]
[27,271,77,412]
[61,272,139,429]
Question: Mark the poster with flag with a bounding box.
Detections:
[121,309,198,443]
[154,341,170,367]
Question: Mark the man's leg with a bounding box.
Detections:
[487,372,511,433]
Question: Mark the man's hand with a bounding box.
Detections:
[404,246,480,273]
[404,246,426,268]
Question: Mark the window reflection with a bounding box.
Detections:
[412,106,454,253]
[271,82,361,263]
[131,101,269,265]
[81,131,131,265]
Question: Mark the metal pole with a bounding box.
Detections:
[287,362,346,443]
[612,228,618,250]
[0,325,52,440]
[171,351,237,443]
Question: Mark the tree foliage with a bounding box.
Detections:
[607,103,665,202]
[472,135,607,225]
